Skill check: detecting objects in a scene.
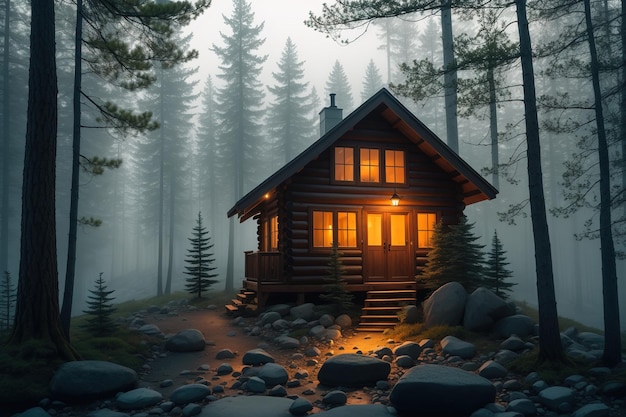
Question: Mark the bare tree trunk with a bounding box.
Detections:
[60,0,83,339]
[487,68,499,189]
[225,216,235,293]
[165,174,174,294]
[0,0,10,276]
[583,0,621,366]
[515,0,564,363]
[441,0,458,153]
[156,69,164,296]
[9,0,78,360]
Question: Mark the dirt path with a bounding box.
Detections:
[139,307,395,408]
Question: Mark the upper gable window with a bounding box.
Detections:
[334,147,354,182]
[360,148,380,183]
[385,150,405,184]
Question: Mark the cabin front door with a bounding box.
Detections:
[364,211,413,281]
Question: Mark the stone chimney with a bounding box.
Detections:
[319,93,343,136]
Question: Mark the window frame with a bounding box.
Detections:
[333,146,356,183]
[417,212,437,248]
[384,149,406,185]
[310,207,360,250]
[332,145,407,186]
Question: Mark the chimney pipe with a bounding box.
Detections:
[319,93,343,136]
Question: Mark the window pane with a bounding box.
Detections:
[417,213,436,248]
[270,216,278,250]
[360,148,379,183]
[313,211,333,247]
[390,214,406,246]
[367,213,382,246]
[337,211,357,247]
[385,150,405,184]
[335,147,354,181]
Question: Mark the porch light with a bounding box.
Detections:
[390,189,400,206]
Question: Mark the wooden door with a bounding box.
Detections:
[365,211,413,281]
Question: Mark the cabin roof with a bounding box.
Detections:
[228,88,498,221]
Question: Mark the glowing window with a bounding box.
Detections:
[359,148,380,183]
[385,150,405,184]
[367,213,382,246]
[313,211,334,248]
[417,213,437,248]
[337,211,357,247]
[334,147,354,181]
[270,216,278,250]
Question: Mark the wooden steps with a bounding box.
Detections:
[357,287,416,332]
[225,290,257,316]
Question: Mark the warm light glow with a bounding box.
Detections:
[390,190,400,206]
[265,193,270,199]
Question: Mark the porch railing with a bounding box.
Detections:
[244,251,282,282]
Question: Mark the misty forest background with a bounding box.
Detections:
[1,0,625,331]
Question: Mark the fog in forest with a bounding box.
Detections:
[1,0,625,332]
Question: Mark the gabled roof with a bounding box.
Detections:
[228,88,497,221]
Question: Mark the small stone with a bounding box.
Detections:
[323,390,347,405]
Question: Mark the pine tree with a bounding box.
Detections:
[82,273,118,336]
[483,230,516,299]
[420,216,485,293]
[325,60,354,113]
[184,212,218,298]
[361,59,384,101]
[320,242,354,314]
[0,271,15,331]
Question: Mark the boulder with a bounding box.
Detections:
[165,329,206,352]
[312,405,397,417]
[245,376,266,393]
[463,287,514,331]
[258,363,289,387]
[50,360,138,401]
[115,388,162,410]
[323,390,348,405]
[242,348,275,365]
[572,403,610,417]
[393,341,421,360]
[477,360,508,380]
[440,335,476,359]
[215,349,235,359]
[290,398,314,416]
[494,315,535,338]
[265,303,291,316]
[500,335,527,351]
[170,384,211,405]
[538,386,575,412]
[318,354,391,387]
[290,303,316,321]
[423,282,467,327]
[259,311,282,325]
[389,364,496,414]
[335,314,352,328]
[319,314,335,327]
[199,394,294,417]
[274,335,300,349]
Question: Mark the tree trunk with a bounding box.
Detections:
[225,216,235,293]
[0,0,10,275]
[583,0,621,366]
[441,0,459,153]
[156,70,164,297]
[515,0,564,363]
[9,0,78,360]
[60,0,83,339]
[487,68,499,189]
[165,174,174,294]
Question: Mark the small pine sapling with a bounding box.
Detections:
[0,271,16,331]
[82,273,118,336]
[320,242,354,314]
[184,212,218,298]
[483,230,516,299]
[420,216,485,293]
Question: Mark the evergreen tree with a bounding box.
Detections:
[82,273,118,336]
[420,216,485,293]
[483,230,516,299]
[212,0,266,293]
[0,271,15,331]
[266,37,316,166]
[361,59,384,101]
[320,242,354,314]
[325,60,354,113]
[184,212,218,298]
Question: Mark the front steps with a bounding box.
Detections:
[225,289,257,316]
[357,288,416,332]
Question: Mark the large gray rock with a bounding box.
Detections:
[494,315,535,338]
[258,363,289,387]
[318,354,391,387]
[115,387,162,410]
[199,395,294,417]
[538,386,575,411]
[290,303,316,321]
[169,383,211,405]
[423,282,467,327]
[314,405,397,417]
[571,403,610,417]
[259,311,282,325]
[441,335,476,359]
[242,348,275,365]
[393,341,421,360]
[477,360,508,379]
[389,364,496,414]
[13,408,54,417]
[165,329,206,352]
[50,360,138,401]
[463,287,514,331]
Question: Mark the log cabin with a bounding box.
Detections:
[227,88,497,331]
